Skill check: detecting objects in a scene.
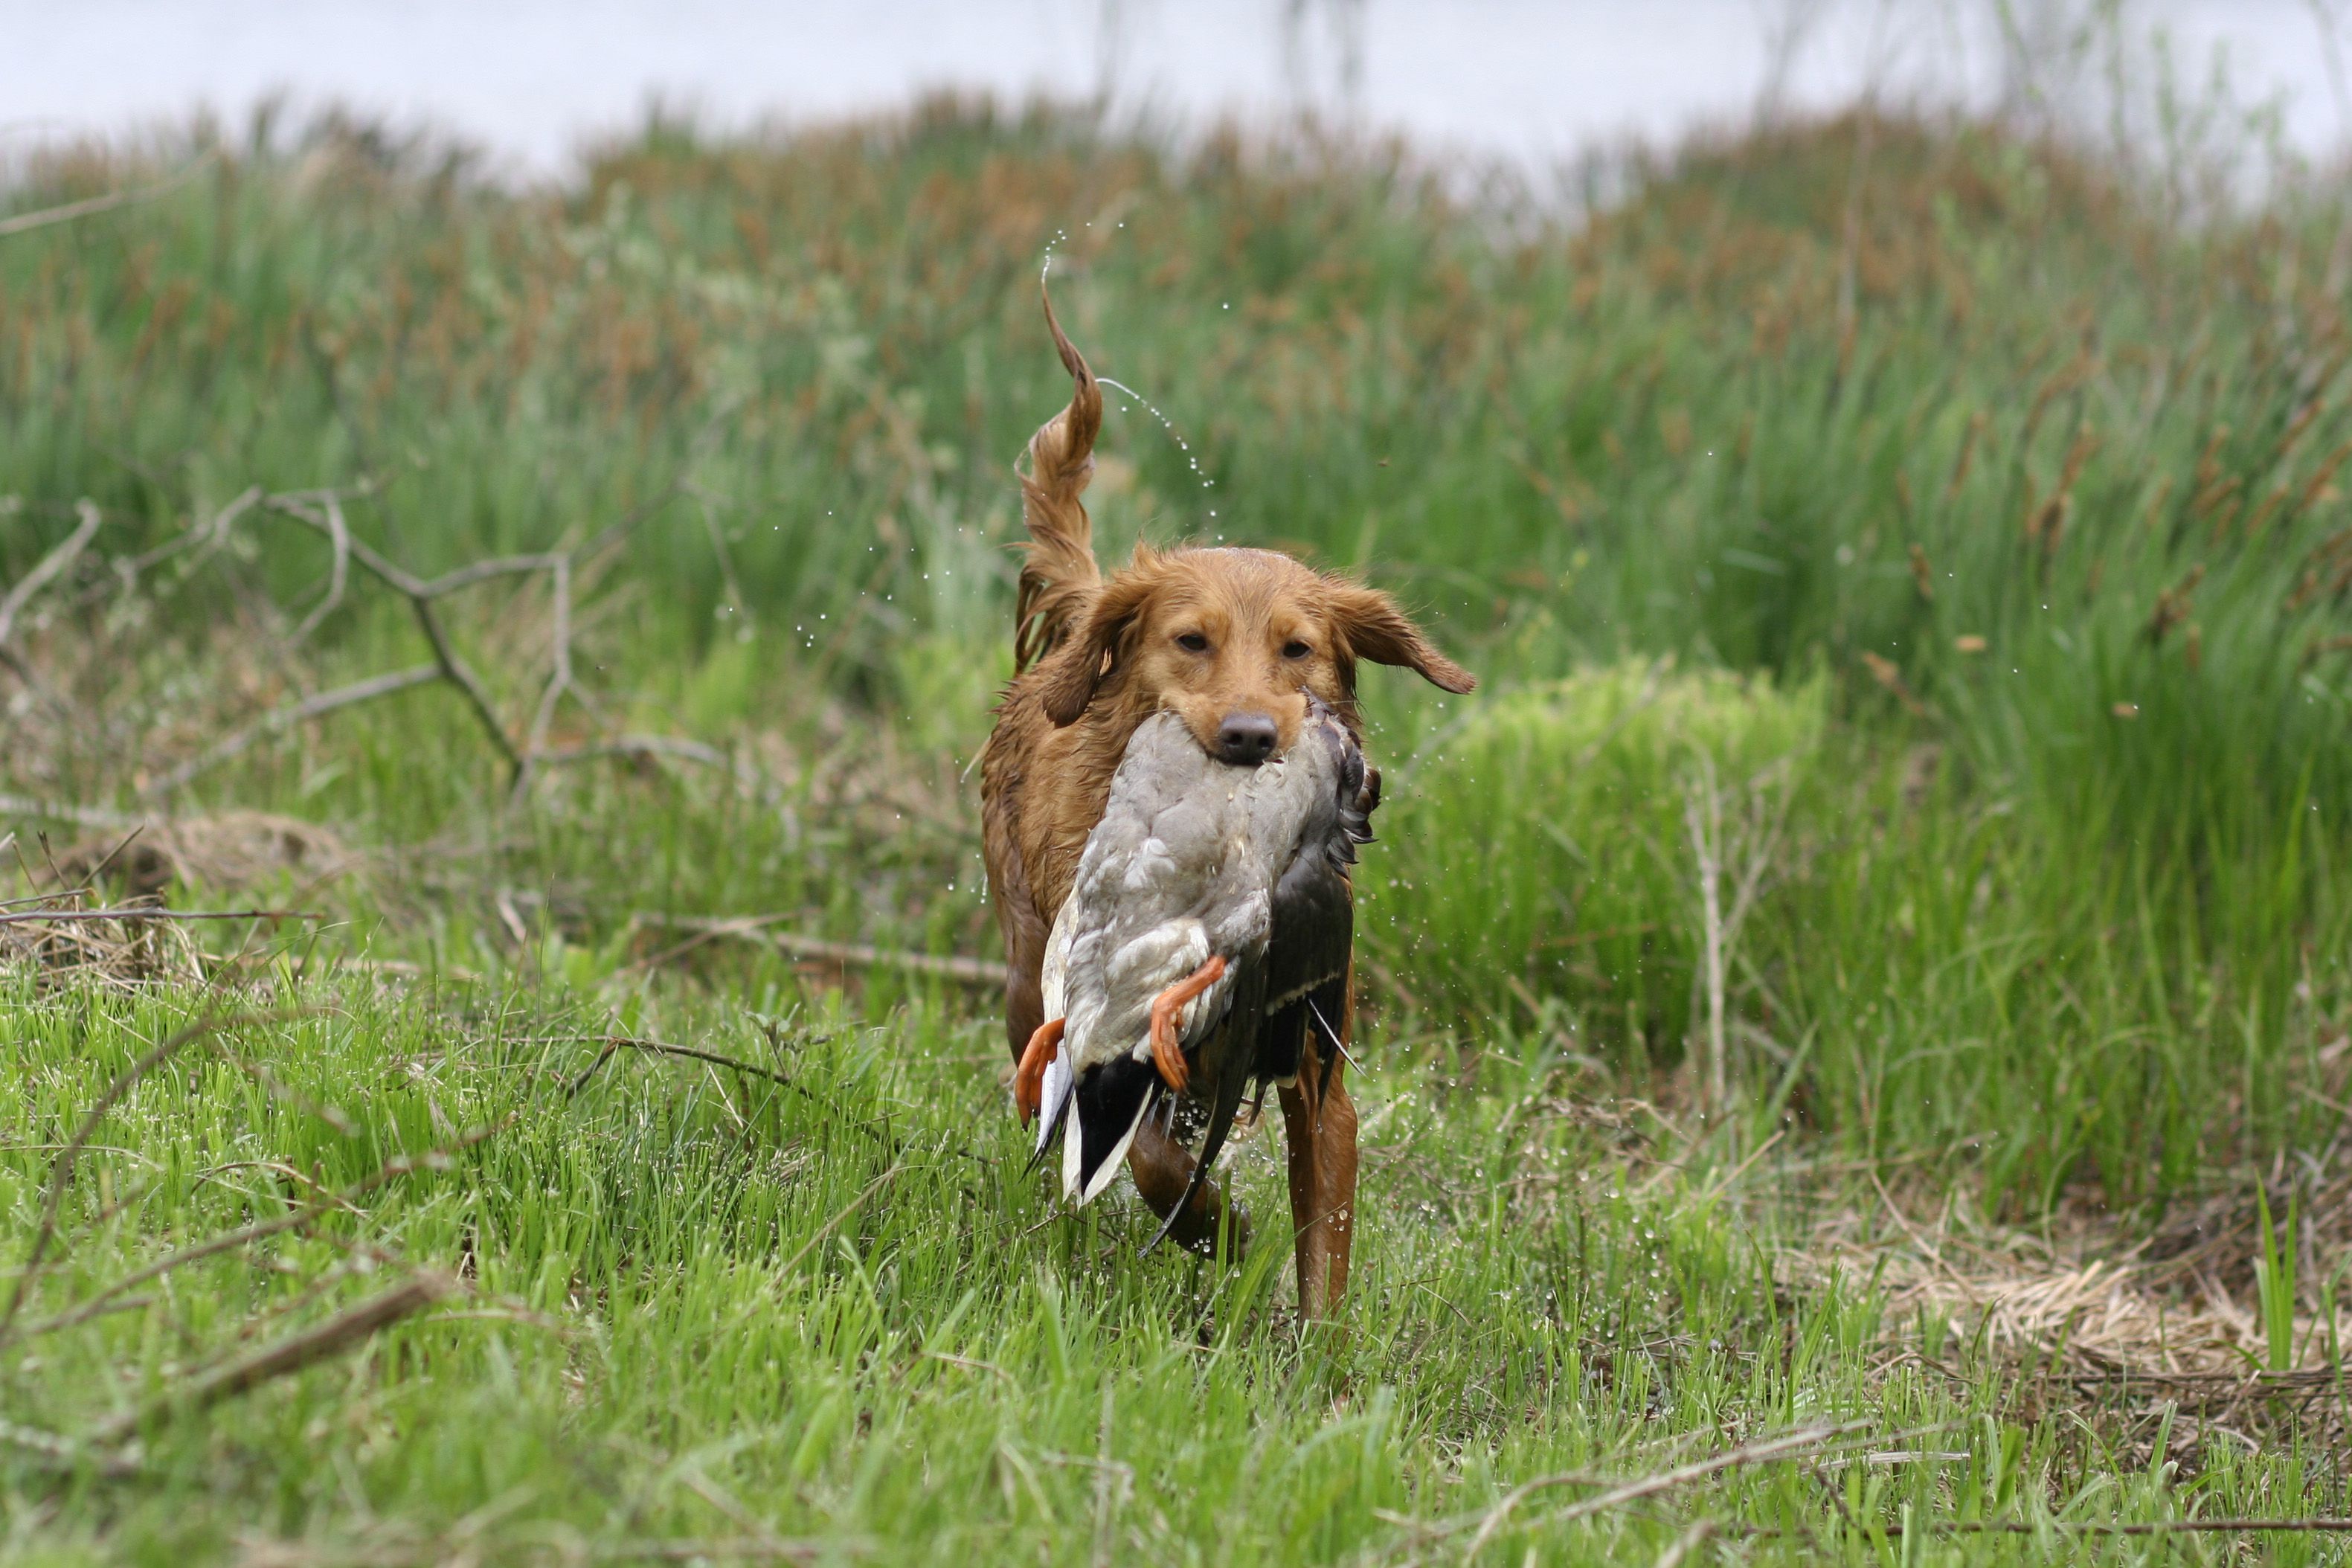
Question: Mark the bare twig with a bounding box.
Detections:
[559,1033,804,1098]
[103,483,262,592]
[0,796,144,831]
[0,907,320,925]
[0,498,103,650]
[1462,1421,1872,1554]
[0,1418,141,1477]
[629,912,1008,986]
[1654,1519,1717,1568]
[140,663,438,797]
[1505,1429,1871,1551]
[0,155,212,240]
[287,489,351,645]
[1684,756,1729,1110]
[0,1012,234,1341]
[1888,1517,2352,1538]
[29,1114,513,1385]
[14,458,719,804]
[514,553,576,797]
[1680,751,1794,1111]
[254,488,687,788]
[90,1271,454,1443]
[79,826,145,888]
[409,596,524,780]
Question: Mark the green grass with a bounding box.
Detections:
[4,983,2343,1565]
[7,94,2352,1560]
[10,103,2352,1200]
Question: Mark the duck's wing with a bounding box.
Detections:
[1259,715,1378,1088]
[1042,715,1215,1186]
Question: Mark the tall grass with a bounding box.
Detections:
[7,101,2352,1206]
[2,980,2340,1563]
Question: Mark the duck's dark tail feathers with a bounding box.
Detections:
[1063,1054,1162,1204]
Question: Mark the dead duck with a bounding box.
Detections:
[1012,694,1376,1247]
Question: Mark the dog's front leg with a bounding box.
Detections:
[1278,1041,1357,1320]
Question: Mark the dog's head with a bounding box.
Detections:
[1035,545,1474,763]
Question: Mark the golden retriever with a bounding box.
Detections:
[979,293,1473,1314]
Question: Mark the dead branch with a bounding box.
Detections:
[15,463,720,802]
[287,489,351,644]
[1680,752,1794,1111]
[1684,759,1729,1111]
[20,1113,510,1344]
[140,663,440,797]
[1460,1421,1874,1553]
[629,912,1009,986]
[251,487,679,788]
[0,499,102,651]
[0,155,213,240]
[513,553,576,797]
[1653,1520,1717,1568]
[0,1418,141,1478]
[1884,1517,2352,1538]
[0,907,320,925]
[410,595,524,779]
[103,484,263,595]
[89,1271,454,1443]
[559,1032,806,1099]
[0,795,144,831]
[0,1012,237,1340]
[529,733,733,771]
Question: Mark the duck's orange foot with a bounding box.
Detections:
[1015,1017,1064,1124]
[1147,955,1226,1094]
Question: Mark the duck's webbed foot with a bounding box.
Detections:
[1013,1016,1064,1123]
[1146,955,1226,1094]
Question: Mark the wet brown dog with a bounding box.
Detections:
[980,295,1473,1316]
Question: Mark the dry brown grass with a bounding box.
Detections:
[0,883,202,989]
[50,810,353,900]
[1788,1167,2352,1462]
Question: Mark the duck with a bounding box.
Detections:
[1012,693,1376,1248]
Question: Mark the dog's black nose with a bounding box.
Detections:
[1215,712,1279,766]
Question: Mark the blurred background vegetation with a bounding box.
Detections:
[10,86,2352,1219]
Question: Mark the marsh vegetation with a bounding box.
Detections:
[9,80,2352,1561]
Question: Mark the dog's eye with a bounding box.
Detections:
[1282,640,1312,660]
[1176,632,1210,653]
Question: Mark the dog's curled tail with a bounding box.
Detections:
[1014,281,1104,673]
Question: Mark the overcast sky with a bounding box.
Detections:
[9,1,2351,179]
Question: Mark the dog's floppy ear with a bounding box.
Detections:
[1036,571,1156,726]
[1324,580,1476,693]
